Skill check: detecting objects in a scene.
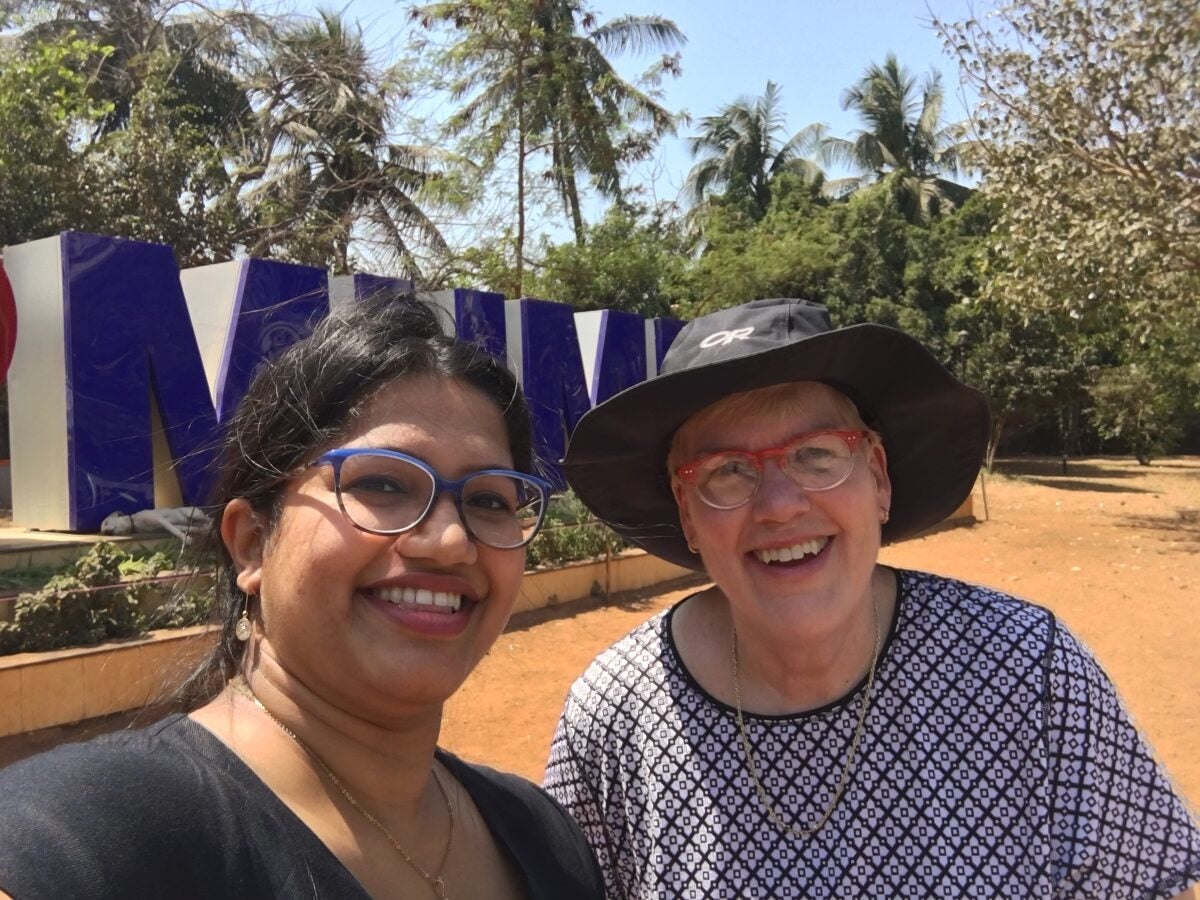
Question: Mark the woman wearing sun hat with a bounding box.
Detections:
[544,298,1200,899]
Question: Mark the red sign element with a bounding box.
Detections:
[0,259,15,381]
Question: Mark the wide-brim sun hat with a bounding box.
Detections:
[563,297,990,571]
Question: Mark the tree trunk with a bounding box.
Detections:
[515,72,526,298]
[552,120,586,246]
[566,165,585,246]
[985,415,1006,472]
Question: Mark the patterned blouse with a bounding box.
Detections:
[545,569,1200,899]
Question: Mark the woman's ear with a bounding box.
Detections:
[867,438,893,516]
[672,479,700,553]
[222,498,265,596]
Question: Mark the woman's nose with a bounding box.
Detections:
[394,491,478,564]
[751,461,813,522]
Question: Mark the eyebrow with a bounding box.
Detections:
[347,445,519,473]
[689,422,848,457]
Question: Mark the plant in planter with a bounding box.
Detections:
[525,490,627,570]
[0,541,211,656]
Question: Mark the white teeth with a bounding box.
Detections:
[377,587,462,612]
[754,537,828,565]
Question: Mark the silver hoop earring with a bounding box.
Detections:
[880,508,890,525]
[234,600,253,642]
[687,540,700,555]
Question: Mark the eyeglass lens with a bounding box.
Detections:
[333,452,545,548]
[694,433,857,508]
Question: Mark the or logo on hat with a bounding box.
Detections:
[699,327,754,349]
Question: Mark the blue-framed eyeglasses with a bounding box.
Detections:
[312,448,552,549]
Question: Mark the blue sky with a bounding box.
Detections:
[299,0,987,240]
[586,0,984,204]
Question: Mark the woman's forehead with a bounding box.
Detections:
[672,381,862,457]
[691,382,855,429]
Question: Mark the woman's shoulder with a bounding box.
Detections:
[0,713,258,843]
[0,713,207,791]
[0,714,365,898]
[895,568,1058,661]
[568,604,675,691]
[0,715,236,895]
[438,751,606,899]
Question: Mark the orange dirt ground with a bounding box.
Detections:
[439,456,1200,813]
[2,457,1198,816]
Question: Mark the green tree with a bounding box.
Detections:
[88,50,248,265]
[0,34,111,246]
[684,81,825,223]
[241,9,449,276]
[1090,363,1183,465]
[673,173,838,316]
[527,1,684,244]
[949,299,1100,469]
[1,0,257,143]
[414,0,684,291]
[526,202,685,316]
[821,54,968,223]
[935,0,1199,337]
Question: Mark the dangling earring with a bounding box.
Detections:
[234,599,253,642]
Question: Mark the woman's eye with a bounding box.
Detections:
[710,456,756,480]
[466,491,515,513]
[345,475,408,495]
[795,447,834,463]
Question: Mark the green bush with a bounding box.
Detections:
[0,621,17,655]
[525,490,626,569]
[1,542,211,656]
[144,583,214,630]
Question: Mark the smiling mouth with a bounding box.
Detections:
[372,586,465,614]
[753,536,830,565]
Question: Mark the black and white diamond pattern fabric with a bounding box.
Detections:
[545,570,1200,899]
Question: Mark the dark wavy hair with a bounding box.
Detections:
[176,296,534,706]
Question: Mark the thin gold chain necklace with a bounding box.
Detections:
[731,593,881,840]
[231,682,455,898]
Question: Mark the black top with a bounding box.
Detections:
[0,714,604,899]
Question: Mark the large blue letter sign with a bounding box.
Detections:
[8,233,219,529]
[506,299,593,486]
[2,232,684,531]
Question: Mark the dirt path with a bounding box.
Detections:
[440,456,1200,811]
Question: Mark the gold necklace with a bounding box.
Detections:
[231,682,455,898]
[731,593,881,840]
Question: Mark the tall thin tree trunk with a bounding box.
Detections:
[565,166,585,246]
[514,54,526,297]
[552,121,585,245]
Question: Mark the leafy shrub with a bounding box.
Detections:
[0,621,17,655]
[1,542,211,656]
[525,490,627,569]
[144,581,214,630]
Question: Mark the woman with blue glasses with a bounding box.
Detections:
[0,298,603,899]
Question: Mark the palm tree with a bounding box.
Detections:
[530,5,685,244]
[684,81,825,221]
[1,0,259,141]
[821,54,968,222]
[243,10,448,276]
[417,0,684,291]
